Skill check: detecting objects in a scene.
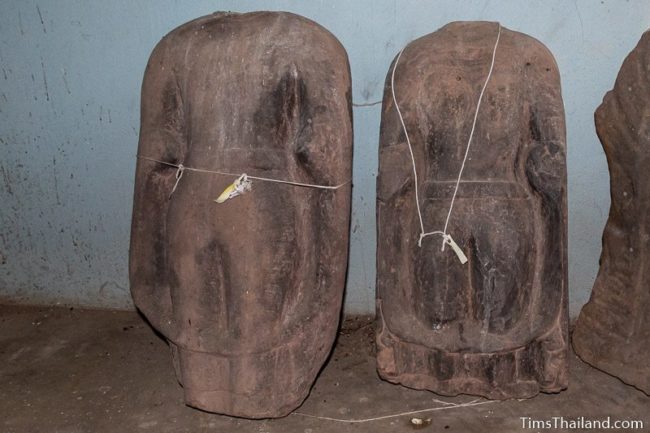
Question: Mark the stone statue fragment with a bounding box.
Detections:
[130,11,352,418]
[573,30,650,396]
[376,22,568,399]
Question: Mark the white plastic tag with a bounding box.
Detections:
[444,235,468,264]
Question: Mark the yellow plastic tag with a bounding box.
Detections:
[214,174,252,204]
[215,182,237,204]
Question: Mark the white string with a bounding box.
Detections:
[292,398,495,423]
[137,155,350,194]
[391,23,501,253]
[441,24,501,239]
[391,47,426,237]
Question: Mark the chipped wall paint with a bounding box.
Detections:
[0,0,648,314]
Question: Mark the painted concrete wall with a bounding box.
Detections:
[0,0,648,315]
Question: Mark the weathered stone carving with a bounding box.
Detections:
[376,22,568,399]
[130,12,352,418]
[573,31,650,396]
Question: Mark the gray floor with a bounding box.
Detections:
[1,305,648,433]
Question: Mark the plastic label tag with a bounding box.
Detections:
[214,174,252,203]
[444,235,468,264]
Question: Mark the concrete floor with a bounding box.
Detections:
[0,305,648,433]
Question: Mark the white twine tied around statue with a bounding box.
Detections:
[137,156,349,202]
[391,23,502,265]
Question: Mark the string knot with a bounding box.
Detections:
[169,163,185,197]
[417,231,467,264]
[441,234,452,252]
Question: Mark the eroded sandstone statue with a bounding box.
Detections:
[573,31,650,395]
[376,22,568,399]
[130,12,352,418]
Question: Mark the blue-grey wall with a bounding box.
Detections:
[1,0,648,315]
